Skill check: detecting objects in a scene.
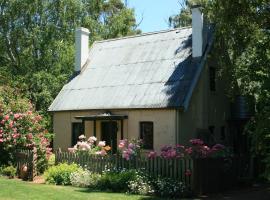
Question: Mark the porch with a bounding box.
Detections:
[75,113,128,153]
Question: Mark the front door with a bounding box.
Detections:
[101,121,118,154]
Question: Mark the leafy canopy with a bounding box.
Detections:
[0,0,139,130]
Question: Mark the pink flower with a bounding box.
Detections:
[185,169,192,176]
[185,147,193,154]
[88,136,97,143]
[12,133,20,139]
[4,115,9,120]
[0,138,3,143]
[148,151,157,159]
[98,141,106,147]
[122,151,130,160]
[78,141,91,151]
[212,144,225,151]
[190,139,204,145]
[118,140,127,149]
[9,121,13,128]
[27,111,32,115]
[14,113,20,119]
[35,115,42,121]
[95,150,107,156]
[128,143,135,149]
[68,148,76,153]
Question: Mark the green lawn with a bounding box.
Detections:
[0,177,165,200]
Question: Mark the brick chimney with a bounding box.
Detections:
[75,27,90,72]
[191,5,203,58]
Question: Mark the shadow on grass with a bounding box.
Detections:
[74,188,171,200]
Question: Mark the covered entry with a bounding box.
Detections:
[75,113,128,153]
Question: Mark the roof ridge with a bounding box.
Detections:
[95,26,191,44]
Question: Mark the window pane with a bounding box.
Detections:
[72,123,83,146]
[209,67,216,91]
[140,122,153,150]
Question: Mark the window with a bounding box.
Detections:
[72,122,83,146]
[220,126,226,141]
[209,67,216,91]
[140,122,153,150]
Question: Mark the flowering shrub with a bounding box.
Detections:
[128,171,155,195]
[150,139,231,159]
[70,169,101,188]
[153,177,186,198]
[0,95,52,173]
[118,139,142,160]
[68,135,111,156]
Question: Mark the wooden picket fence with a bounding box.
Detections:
[14,148,37,181]
[55,151,247,194]
[55,151,193,186]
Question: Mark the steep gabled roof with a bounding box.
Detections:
[49,27,212,112]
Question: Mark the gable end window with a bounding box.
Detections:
[209,67,216,91]
[140,122,153,150]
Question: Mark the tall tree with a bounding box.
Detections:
[0,0,139,129]
[170,0,270,178]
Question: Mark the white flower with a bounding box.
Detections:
[88,136,97,143]
[98,141,106,147]
[78,135,86,140]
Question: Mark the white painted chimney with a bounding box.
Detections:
[191,6,203,58]
[75,27,90,72]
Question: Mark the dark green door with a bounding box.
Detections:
[101,121,118,154]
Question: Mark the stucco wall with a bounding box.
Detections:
[53,109,176,151]
[179,62,231,145]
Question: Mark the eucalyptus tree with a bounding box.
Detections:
[0,0,139,129]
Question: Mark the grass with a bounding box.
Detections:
[0,177,165,200]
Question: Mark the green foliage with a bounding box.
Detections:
[153,177,186,198]
[0,86,53,174]
[127,171,154,195]
[48,154,55,167]
[170,0,270,178]
[0,166,17,178]
[70,169,101,188]
[0,0,139,131]
[44,163,81,185]
[97,169,137,192]
[168,0,208,28]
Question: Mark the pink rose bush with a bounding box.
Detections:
[68,135,111,156]
[118,139,142,160]
[0,102,52,173]
[148,138,230,159]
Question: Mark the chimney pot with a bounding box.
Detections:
[191,6,203,58]
[75,27,90,72]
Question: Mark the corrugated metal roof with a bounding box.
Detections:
[49,27,203,111]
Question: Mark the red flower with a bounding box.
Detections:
[185,169,192,176]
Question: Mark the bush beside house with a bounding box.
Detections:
[0,87,53,178]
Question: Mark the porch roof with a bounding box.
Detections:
[75,114,128,121]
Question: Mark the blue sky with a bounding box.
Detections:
[128,0,181,33]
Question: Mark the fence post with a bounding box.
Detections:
[29,147,37,181]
